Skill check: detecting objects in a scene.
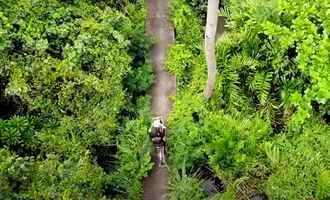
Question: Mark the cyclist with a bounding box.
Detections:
[149,117,166,166]
[149,117,166,146]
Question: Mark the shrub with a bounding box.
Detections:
[167,0,330,199]
[0,0,153,198]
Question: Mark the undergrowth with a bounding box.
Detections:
[0,0,153,199]
[167,0,330,199]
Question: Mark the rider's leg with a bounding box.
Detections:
[160,145,166,166]
[159,148,163,166]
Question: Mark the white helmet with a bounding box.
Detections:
[152,116,166,128]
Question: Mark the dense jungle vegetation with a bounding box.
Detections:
[0,0,329,199]
[0,0,153,199]
[167,0,330,199]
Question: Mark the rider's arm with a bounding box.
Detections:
[150,127,158,138]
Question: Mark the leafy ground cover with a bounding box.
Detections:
[0,0,153,199]
[167,0,330,199]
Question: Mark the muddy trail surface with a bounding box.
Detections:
[143,0,175,199]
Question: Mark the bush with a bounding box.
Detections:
[0,0,153,198]
[116,96,153,199]
[167,0,330,199]
[168,170,206,200]
[224,0,330,129]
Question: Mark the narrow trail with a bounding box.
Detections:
[143,0,175,199]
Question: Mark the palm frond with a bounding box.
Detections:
[230,54,260,70]
[264,142,280,166]
[250,72,272,105]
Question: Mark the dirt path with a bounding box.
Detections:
[143,0,175,199]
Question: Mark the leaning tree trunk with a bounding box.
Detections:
[204,0,219,99]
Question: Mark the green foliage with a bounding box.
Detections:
[204,113,271,178]
[0,149,32,199]
[125,62,154,94]
[166,44,194,86]
[0,0,153,198]
[317,169,330,200]
[264,120,330,199]
[168,0,208,93]
[225,0,330,129]
[0,149,107,199]
[185,0,208,23]
[0,117,35,147]
[167,92,207,169]
[124,1,154,94]
[263,142,280,167]
[168,0,330,199]
[116,97,153,199]
[170,0,203,46]
[168,170,206,200]
[167,92,271,180]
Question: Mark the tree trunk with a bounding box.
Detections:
[204,0,219,99]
